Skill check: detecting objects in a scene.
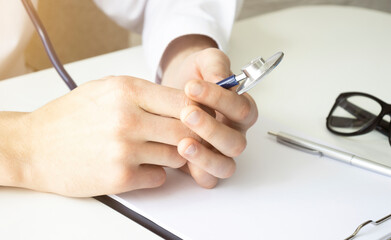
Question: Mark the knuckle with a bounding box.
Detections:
[173,155,187,168]
[201,156,213,171]
[151,168,167,187]
[190,110,216,141]
[102,79,143,136]
[200,177,218,189]
[230,135,247,157]
[106,144,140,189]
[207,85,222,106]
[190,130,202,142]
[109,76,140,99]
[100,75,116,81]
[164,146,187,168]
[203,48,229,60]
[238,97,252,122]
[249,109,259,127]
[249,100,259,126]
[202,47,217,55]
[181,92,197,108]
[169,120,191,144]
[109,76,130,90]
[217,50,231,66]
[203,48,231,68]
[108,142,134,163]
[111,110,139,136]
[102,78,129,107]
[174,158,187,168]
[108,166,136,190]
[221,159,236,179]
[204,124,217,142]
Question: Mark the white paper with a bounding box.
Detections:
[113,117,391,240]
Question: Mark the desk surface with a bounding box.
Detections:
[1,5,391,240]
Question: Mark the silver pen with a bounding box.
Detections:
[268,131,391,178]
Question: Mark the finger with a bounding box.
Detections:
[138,111,198,145]
[119,76,195,118]
[179,164,191,175]
[178,138,236,179]
[195,48,232,83]
[115,165,167,193]
[132,165,167,190]
[185,79,258,128]
[180,105,247,158]
[136,142,186,168]
[188,162,219,189]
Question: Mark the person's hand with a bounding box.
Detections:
[11,76,195,197]
[161,36,258,188]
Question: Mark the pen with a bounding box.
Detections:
[268,131,391,178]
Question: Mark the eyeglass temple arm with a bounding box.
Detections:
[21,0,77,90]
[337,99,389,136]
[329,116,388,135]
[328,116,366,128]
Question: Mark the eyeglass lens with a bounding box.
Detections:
[328,95,382,134]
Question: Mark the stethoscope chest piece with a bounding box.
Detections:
[216,51,284,94]
[236,52,284,95]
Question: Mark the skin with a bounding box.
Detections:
[1,77,194,197]
[161,35,258,188]
[0,35,258,197]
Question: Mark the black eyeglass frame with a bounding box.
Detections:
[326,92,391,145]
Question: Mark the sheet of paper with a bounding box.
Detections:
[112,117,391,240]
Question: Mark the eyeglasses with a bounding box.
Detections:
[326,92,391,145]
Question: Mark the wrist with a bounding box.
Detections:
[0,112,32,188]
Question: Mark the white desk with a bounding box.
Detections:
[1,6,391,240]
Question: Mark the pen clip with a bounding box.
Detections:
[275,136,322,156]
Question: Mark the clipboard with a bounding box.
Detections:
[95,195,181,239]
[93,116,391,239]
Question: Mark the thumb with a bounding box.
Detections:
[195,48,232,83]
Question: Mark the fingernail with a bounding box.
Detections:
[185,144,196,156]
[185,111,200,125]
[189,82,203,96]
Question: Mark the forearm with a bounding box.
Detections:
[161,34,218,88]
[0,112,30,188]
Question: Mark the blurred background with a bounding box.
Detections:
[25,0,391,72]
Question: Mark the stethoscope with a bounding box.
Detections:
[21,0,283,93]
[217,52,283,94]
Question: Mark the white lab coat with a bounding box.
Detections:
[0,0,242,80]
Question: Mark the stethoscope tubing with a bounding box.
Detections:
[21,0,77,90]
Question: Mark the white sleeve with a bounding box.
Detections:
[93,0,147,33]
[0,0,38,80]
[143,0,243,82]
[94,0,243,81]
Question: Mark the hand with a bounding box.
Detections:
[161,37,258,188]
[9,76,195,197]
